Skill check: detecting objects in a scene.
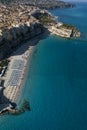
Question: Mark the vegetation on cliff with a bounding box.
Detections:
[0,2,80,60]
[0,4,45,60]
[0,1,81,115]
[36,15,55,26]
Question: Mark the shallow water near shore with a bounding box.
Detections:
[0,2,87,130]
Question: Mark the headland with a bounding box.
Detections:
[0,1,81,115]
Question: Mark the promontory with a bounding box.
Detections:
[0,0,80,114]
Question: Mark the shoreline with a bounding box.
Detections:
[0,24,80,114]
[16,44,36,105]
[4,44,34,103]
[0,32,46,114]
[0,3,80,114]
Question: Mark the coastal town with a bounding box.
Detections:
[0,1,80,114]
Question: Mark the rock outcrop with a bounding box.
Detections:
[0,23,43,60]
[49,23,80,38]
[0,3,80,60]
[0,4,44,60]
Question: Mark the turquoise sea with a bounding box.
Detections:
[0,2,87,130]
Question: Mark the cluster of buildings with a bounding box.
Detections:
[0,3,44,60]
[0,3,40,30]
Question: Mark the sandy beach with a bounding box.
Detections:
[3,37,39,105]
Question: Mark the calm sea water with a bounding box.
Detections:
[0,2,87,130]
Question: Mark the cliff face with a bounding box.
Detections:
[0,23,43,60]
[0,4,44,60]
[0,3,81,60]
[48,23,80,38]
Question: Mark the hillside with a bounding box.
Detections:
[0,2,79,61]
[0,0,75,9]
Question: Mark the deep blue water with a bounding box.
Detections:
[0,2,87,130]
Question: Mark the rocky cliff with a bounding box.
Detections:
[0,3,80,60]
[0,4,44,60]
[49,23,80,38]
[0,22,43,60]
